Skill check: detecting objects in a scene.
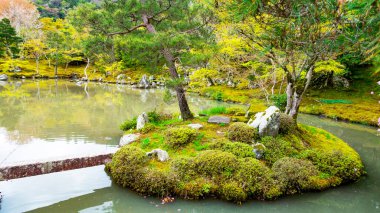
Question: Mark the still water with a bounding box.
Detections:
[0,80,379,212]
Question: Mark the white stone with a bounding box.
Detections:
[119,134,140,147]
[136,112,149,130]
[146,149,169,162]
[187,123,203,130]
[248,106,280,137]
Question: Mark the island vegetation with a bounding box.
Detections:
[0,0,379,204]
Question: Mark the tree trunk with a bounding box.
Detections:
[36,58,39,75]
[142,13,193,120]
[284,66,314,121]
[54,58,58,78]
[84,57,90,80]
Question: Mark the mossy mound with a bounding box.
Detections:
[107,113,365,203]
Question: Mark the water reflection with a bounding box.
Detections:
[0,80,233,166]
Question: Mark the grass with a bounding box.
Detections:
[199,106,227,116]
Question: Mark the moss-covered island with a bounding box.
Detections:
[106,107,365,203]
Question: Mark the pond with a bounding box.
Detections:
[0,80,379,212]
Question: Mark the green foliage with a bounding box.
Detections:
[260,136,299,165]
[0,18,22,58]
[227,122,258,144]
[193,150,239,178]
[272,157,319,194]
[299,149,364,182]
[192,133,208,151]
[279,113,296,135]
[234,158,276,197]
[120,117,137,131]
[199,106,227,116]
[105,146,148,187]
[147,111,161,124]
[218,181,247,203]
[189,68,219,88]
[132,168,177,197]
[314,60,347,76]
[209,140,256,158]
[139,123,156,134]
[165,127,197,148]
[175,177,217,199]
[270,94,287,111]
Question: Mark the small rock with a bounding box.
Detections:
[253,143,266,159]
[208,116,231,124]
[146,149,169,162]
[136,112,149,130]
[0,74,8,81]
[188,123,203,130]
[119,133,140,146]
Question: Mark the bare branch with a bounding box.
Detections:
[108,24,146,36]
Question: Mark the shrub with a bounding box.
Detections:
[270,94,287,111]
[260,136,299,165]
[147,111,161,124]
[299,149,364,182]
[132,168,177,197]
[120,117,137,131]
[165,127,198,148]
[272,157,319,194]
[218,181,247,203]
[208,140,256,158]
[227,122,258,143]
[171,156,196,180]
[234,158,274,196]
[279,113,297,134]
[105,146,148,187]
[193,150,239,178]
[175,177,217,199]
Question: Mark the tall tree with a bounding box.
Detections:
[68,0,213,120]
[0,0,42,40]
[0,18,22,58]
[227,0,369,120]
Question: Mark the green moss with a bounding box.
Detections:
[219,181,247,203]
[175,177,217,199]
[272,157,319,194]
[227,122,258,144]
[279,113,297,134]
[120,117,137,131]
[260,136,299,165]
[165,127,198,148]
[208,139,256,158]
[193,150,239,178]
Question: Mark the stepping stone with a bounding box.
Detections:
[208,116,231,124]
[188,123,203,130]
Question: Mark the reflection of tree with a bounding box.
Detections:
[0,80,231,145]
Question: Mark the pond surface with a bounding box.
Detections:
[0,80,233,166]
[0,80,379,213]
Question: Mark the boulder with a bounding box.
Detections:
[0,74,8,81]
[119,133,140,146]
[116,74,126,80]
[146,149,169,162]
[252,143,266,159]
[136,112,149,130]
[138,74,150,88]
[248,106,280,137]
[208,116,231,124]
[188,123,203,130]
